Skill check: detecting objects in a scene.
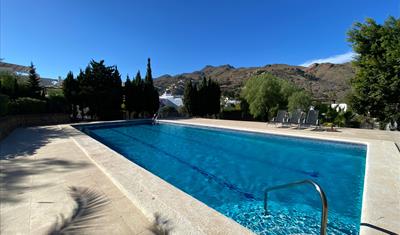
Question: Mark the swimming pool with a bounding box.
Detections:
[80,121,366,234]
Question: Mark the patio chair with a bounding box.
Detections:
[301,110,321,129]
[289,109,305,128]
[269,110,289,127]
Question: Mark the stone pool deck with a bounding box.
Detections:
[1,118,399,235]
[0,126,152,235]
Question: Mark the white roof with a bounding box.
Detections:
[159,92,183,108]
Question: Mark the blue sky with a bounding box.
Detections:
[1,0,398,79]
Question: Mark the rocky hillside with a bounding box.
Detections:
[154,62,355,101]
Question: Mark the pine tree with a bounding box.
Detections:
[75,60,123,120]
[28,62,41,98]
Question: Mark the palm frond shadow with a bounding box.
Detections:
[148,212,174,235]
[48,186,110,235]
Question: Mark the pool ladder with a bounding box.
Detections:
[152,112,159,125]
[264,179,328,235]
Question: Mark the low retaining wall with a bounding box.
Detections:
[0,113,70,140]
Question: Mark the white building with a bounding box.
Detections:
[159,92,183,109]
[223,97,240,108]
[331,103,348,112]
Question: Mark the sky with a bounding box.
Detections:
[1,0,399,79]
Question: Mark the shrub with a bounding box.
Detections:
[0,93,10,116]
[0,72,19,98]
[9,97,47,114]
[158,106,179,118]
[47,95,69,113]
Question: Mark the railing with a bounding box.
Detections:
[264,179,328,235]
[152,112,159,125]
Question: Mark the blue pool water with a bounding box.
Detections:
[80,122,366,234]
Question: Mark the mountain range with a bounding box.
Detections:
[154,62,355,102]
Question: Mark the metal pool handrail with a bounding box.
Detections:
[264,179,328,235]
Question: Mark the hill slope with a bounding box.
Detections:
[154,62,355,101]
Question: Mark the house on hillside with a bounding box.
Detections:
[0,61,30,75]
[0,61,61,88]
[222,97,240,108]
[159,91,183,109]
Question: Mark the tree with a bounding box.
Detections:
[183,80,196,115]
[28,62,41,98]
[183,77,221,117]
[348,16,400,127]
[145,58,153,86]
[197,77,208,116]
[241,73,309,121]
[124,76,133,117]
[72,60,123,120]
[241,74,282,120]
[62,71,79,119]
[133,70,144,116]
[76,69,89,119]
[287,91,312,112]
[143,58,159,115]
[108,67,123,119]
[279,80,298,108]
[207,78,221,115]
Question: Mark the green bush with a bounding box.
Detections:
[0,93,10,116]
[47,95,68,113]
[0,72,19,98]
[9,97,47,114]
[158,106,179,118]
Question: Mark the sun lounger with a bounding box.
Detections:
[301,110,320,129]
[289,109,305,128]
[270,110,289,127]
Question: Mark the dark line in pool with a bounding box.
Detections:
[109,128,258,201]
[132,124,319,178]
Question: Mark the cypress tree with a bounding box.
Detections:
[145,58,153,85]
[184,77,220,117]
[184,80,196,115]
[197,76,208,116]
[133,70,143,117]
[135,70,142,85]
[28,62,41,98]
[209,79,221,115]
[76,69,88,119]
[110,67,122,119]
[143,58,159,115]
[63,71,79,119]
[125,76,133,117]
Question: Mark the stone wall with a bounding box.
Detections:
[0,113,70,140]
